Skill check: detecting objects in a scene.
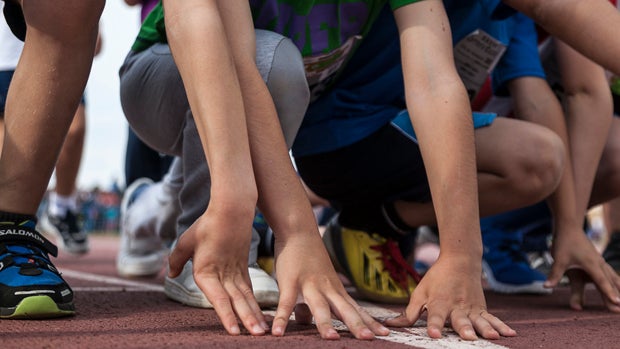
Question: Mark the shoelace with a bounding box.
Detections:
[371,238,422,292]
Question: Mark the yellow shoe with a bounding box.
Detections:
[322,216,421,304]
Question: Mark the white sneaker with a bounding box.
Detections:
[116,178,170,277]
[165,261,279,308]
[248,263,280,307]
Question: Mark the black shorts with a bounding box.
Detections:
[295,122,431,234]
[2,1,26,41]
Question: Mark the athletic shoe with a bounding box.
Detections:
[0,222,75,318]
[39,210,89,255]
[603,233,620,274]
[322,216,421,304]
[164,260,279,308]
[116,178,170,278]
[481,216,552,295]
[527,250,554,276]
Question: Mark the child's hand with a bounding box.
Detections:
[168,208,269,336]
[271,232,390,340]
[385,254,517,340]
[545,226,620,312]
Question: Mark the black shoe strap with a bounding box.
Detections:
[0,225,58,257]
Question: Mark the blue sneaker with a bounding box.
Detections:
[0,221,75,318]
[481,212,552,295]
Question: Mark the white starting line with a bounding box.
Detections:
[63,268,509,349]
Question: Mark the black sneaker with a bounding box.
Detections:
[603,233,620,274]
[0,222,75,318]
[39,210,89,255]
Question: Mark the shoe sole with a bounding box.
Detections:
[0,295,74,319]
[482,260,552,295]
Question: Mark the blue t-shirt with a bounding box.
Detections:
[293,0,545,157]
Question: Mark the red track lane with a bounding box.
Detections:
[2,234,620,349]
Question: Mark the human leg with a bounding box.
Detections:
[39,101,88,254]
[296,114,563,302]
[0,0,104,318]
[124,127,173,186]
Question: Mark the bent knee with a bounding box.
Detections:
[511,128,565,200]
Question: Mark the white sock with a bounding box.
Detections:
[48,192,77,218]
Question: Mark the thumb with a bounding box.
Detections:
[544,261,565,289]
[168,234,193,277]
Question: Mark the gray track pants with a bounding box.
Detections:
[119,30,309,263]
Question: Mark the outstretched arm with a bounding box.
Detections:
[165,0,389,340]
[163,0,263,336]
[215,1,390,340]
[545,40,620,312]
[384,0,516,340]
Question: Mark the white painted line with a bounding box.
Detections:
[61,269,165,292]
[71,286,164,292]
[266,302,508,349]
[61,269,507,348]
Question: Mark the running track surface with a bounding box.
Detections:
[2,235,620,349]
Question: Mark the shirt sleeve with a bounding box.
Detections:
[491,13,546,96]
[389,0,426,11]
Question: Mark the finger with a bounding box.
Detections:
[477,311,517,337]
[197,277,242,335]
[325,292,379,340]
[246,286,270,331]
[384,294,423,327]
[594,264,620,309]
[272,286,298,336]
[470,311,505,340]
[567,270,585,311]
[600,265,620,312]
[426,305,449,339]
[302,287,340,340]
[347,297,390,336]
[450,309,477,341]
[168,235,193,277]
[222,277,266,336]
[544,261,566,289]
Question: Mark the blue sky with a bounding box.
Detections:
[76,2,141,190]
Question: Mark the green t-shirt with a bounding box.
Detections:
[131,0,424,98]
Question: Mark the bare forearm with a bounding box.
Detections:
[397,1,482,257]
[163,0,257,209]
[216,1,317,235]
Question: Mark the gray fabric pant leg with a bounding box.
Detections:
[119,30,309,264]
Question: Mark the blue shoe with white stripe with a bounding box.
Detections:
[0,220,74,318]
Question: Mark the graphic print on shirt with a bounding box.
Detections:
[250,0,373,100]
